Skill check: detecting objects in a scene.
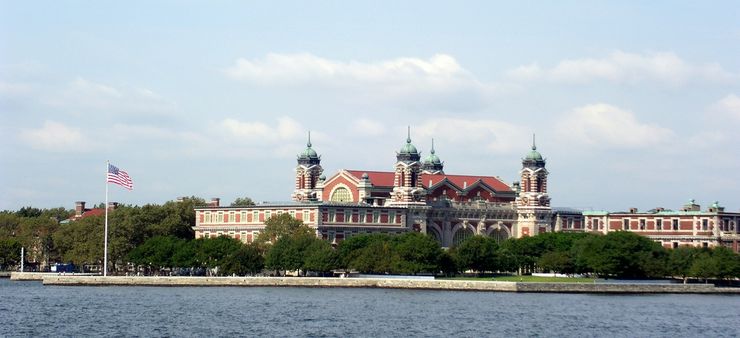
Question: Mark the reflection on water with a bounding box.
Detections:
[1,279,738,337]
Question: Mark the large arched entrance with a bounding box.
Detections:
[452,227,474,246]
[488,227,509,244]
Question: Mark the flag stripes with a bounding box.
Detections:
[107,163,133,190]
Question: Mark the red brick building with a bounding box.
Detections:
[193,130,740,252]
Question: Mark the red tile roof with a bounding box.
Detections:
[82,209,105,217]
[346,170,396,187]
[345,170,511,192]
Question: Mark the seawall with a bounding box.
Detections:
[10,272,98,281]
[39,276,740,294]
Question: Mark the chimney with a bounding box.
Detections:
[75,201,86,217]
[629,207,638,214]
[655,207,664,212]
[208,198,220,207]
[107,202,119,210]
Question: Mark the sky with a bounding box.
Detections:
[1,1,739,212]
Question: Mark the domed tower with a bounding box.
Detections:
[515,134,551,237]
[390,127,425,204]
[292,132,324,202]
[421,139,444,175]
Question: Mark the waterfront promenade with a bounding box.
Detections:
[8,273,738,294]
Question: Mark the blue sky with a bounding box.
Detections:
[1,1,739,211]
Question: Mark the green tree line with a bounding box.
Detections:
[2,203,739,282]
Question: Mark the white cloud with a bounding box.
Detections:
[349,118,386,137]
[508,51,736,85]
[0,81,33,96]
[19,120,90,152]
[223,53,494,111]
[219,117,304,143]
[414,118,529,154]
[712,94,740,120]
[211,117,322,158]
[44,77,175,115]
[556,103,675,148]
[225,53,470,85]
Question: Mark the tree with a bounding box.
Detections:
[53,215,103,269]
[453,235,500,275]
[256,214,310,244]
[127,236,184,270]
[230,197,256,207]
[221,244,264,276]
[575,231,667,278]
[391,232,442,274]
[0,239,22,270]
[689,247,740,282]
[538,251,574,274]
[302,239,337,275]
[667,246,701,283]
[194,236,243,274]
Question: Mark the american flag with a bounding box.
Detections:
[107,163,133,190]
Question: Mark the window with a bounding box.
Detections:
[639,219,645,230]
[303,210,310,222]
[373,211,380,223]
[702,242,709,248]
[672,242,678,249]
[344,210,352,223]
[241,211,247,223]
[330,187,352,202]
[623,219,629,230]
[329,210,336,222]
[593,218,599,229]
[218,212,224,223]
[702,219,708,231]
[265,210,271,220]
[360,210,367,223]
[229,212,235,223]
[289,210,295,218]
[205,212,211,223]
[389,211,396,224]
[656,219,662,231]
[672,219,679,230]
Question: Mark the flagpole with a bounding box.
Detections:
[104,160,109,277]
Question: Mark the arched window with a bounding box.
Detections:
[330,187,352,202]
[488,228,508,244]
[452,227,474,246]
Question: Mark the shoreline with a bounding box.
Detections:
[10,273,739,294]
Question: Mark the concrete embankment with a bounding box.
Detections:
[11,272,98,281]
[39,275,740,294]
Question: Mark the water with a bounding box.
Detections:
[1,279,739,337]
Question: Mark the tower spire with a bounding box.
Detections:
[307,131,312,148]
[430,138,435,154]
[532,133,536,150]
[406,126,411,143]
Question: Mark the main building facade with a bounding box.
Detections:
[193,132,740,252]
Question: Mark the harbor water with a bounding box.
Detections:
[1,279,738,337]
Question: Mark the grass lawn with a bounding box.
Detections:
[439,275,596,283]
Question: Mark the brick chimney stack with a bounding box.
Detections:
[75,201,86,217]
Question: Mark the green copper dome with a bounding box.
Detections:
[297,131,321,165]
[397,126,421,162]
[522,134,546,168]
[526,147,543,161]
[423,139,442,165]
[400,140,419,155]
